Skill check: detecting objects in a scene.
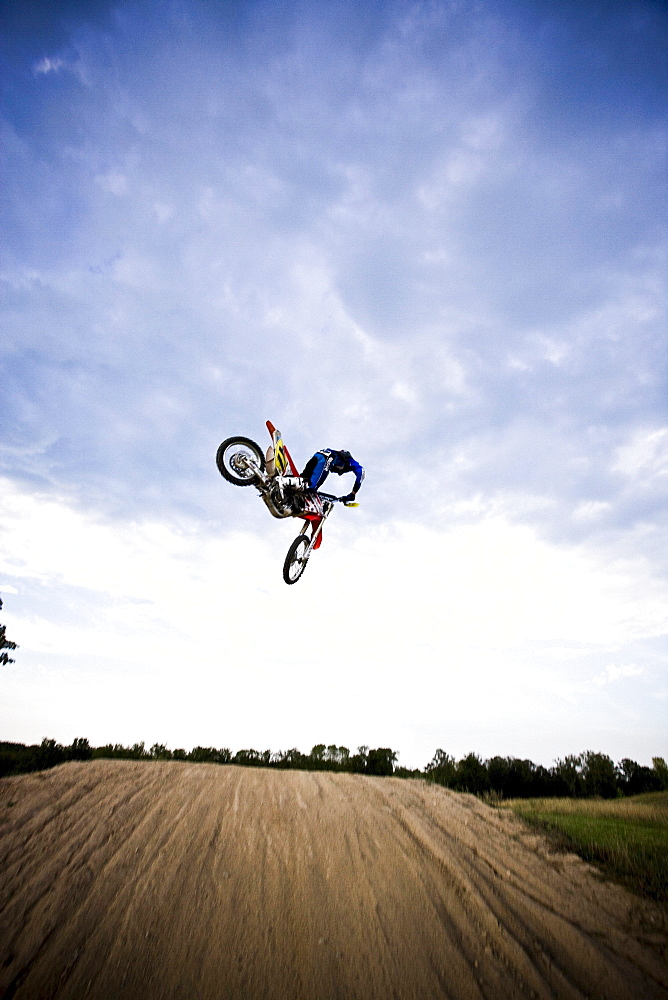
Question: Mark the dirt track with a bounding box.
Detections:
[0,761,666,1000]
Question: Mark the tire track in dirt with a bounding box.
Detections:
[362,779,663,999]
[0,761,666,1000]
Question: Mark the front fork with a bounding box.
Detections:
[298,502,332,555]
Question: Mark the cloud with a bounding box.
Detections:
[33,56,67,76]
[3,7,665,532]
[572,501,612,522]
[613,427,668,481]
[95,172,128,197]
[1,0,666,762]
[0,477,665,764]
[594,663,644,687]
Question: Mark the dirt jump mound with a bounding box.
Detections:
[0,761,666,999]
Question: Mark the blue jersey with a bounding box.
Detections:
[303,449,365,493]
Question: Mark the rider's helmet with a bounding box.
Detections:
[329,449,351,475]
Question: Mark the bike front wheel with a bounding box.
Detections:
[283,536,310,584]
[216,437,265,486]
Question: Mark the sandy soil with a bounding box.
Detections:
[0,761,666,1000]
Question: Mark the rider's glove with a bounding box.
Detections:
[341,493,356,503]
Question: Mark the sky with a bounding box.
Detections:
[1,0,666,770]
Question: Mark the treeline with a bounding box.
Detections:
[425,749,668,799]
[93,741,401,775]
[0,738,95,777]
[1,739,666,799]
[0,739,400,779]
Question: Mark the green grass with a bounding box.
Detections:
[502,791,668,903]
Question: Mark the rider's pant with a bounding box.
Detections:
[302,452,329,490]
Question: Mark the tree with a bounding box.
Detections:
[233,748,270,766]
[580,751,617,798]
[349,746,369,773]
[506,758,539,798]
[455,753,490,794]
[272,748,306,769]
[189,746,231,764]
[366,748,397,776]
[0,598,18,666]
[68,738,93,761]
[552,754,584,797]
[310,744,326,766]
[425,750,457,787]
[36,738,65,770]
[487,756,511,795]
[617,758,660,796]
[652,757,668,790]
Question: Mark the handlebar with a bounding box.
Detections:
[316,492,359,506]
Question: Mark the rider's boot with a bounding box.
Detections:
[283,476,306,513]
[279,475,303,495]
[272,475,303,514]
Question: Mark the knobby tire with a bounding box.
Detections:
[283,536,310,584]
[216,437,265,486]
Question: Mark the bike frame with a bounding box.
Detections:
[229,448,294,519]
[224,425,352,546]
[218,424,358,583]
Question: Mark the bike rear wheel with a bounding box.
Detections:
[283,536,310,584]
[216,437,265,486]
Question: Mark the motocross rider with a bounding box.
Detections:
[301,448,365,503]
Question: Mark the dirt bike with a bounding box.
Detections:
[216,421,358,584]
